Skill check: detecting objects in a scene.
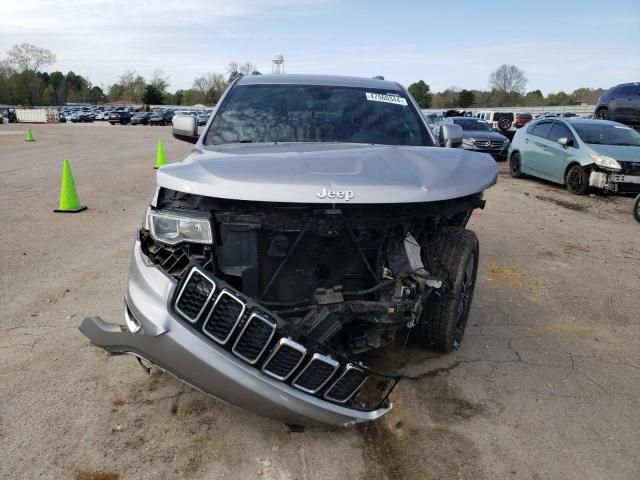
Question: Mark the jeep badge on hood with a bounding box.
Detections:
[317,187,355,201]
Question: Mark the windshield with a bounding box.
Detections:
[452,119,491,131]
[205,84,433,146]
[573,123,640,146]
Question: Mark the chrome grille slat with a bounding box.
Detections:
[292,353,340,394]
[261,338,307,381]
[232,312,277,364]
[324,364,368,403]
[202,289,246,344]
[174,267,216,323]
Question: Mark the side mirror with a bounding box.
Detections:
[558,137,574,148]
[439,124,463,148]
[172,115,199,144]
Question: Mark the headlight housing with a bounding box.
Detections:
[146,208,213,245]
[462,137,475,146]
[589,154,621,172]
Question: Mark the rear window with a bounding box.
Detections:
[205,84,433,146]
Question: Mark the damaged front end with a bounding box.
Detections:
[80,186,485,426]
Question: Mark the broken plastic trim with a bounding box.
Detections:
[171,262,401,412]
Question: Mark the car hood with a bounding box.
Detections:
[463,130,508,142]
[588,144,640,163]
[156,143,498,204]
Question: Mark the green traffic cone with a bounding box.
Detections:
[25,128,35,142]
[154,139,167,169]
[54,160,87,213]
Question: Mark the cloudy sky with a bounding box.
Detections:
[1,0,639,94]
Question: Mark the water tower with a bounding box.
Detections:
[272,53,284,74]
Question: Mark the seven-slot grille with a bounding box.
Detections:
[174,266,373,407]
[292,353,340,394]
[202,290,245,344]
[324,364,367,403]
[174,268,216,322]
[262,338,307,380]
[232,312,277,364]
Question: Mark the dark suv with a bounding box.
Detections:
[149,110,174,126]
[595,83,640,126]
[109,111,132,125]
[131,112,152,125]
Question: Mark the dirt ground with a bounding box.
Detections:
[1,123,639,480]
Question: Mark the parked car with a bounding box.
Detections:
[514,113,533,128]
[95,111,110,121]
[534,112,558,119]
[595,83,640,126]
[131,112,152,125]
[70,112,95,123]
[108,111,132,125]
[149,110,174,126]
[196,111,211,126]
[475,111,515,133]
[441,117,509,160]
[80,74,498,427]
[509,118,640,194]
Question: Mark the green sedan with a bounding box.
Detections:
[508,118,640,195]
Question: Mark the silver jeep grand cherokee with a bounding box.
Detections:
[81,74,498,426]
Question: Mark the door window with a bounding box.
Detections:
[615,85,635,96]
[530,121,553,138]
[547,122,577,146]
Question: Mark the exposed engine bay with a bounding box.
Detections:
[141,187,485,358]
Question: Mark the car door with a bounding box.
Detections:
[541,121,578,183]
[630,84,640,123]
[521,121,553,175]
[609,85,635,123]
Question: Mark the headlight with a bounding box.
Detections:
[589,154,621,171]
[147,208,213,245]
[462,137,475,146]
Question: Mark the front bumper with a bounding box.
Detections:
[589,171,640,193]
[79,241,392,427]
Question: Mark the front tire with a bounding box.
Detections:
[596,108,609,120]
[415,227,479,352]
[510,152,524,178]
[633,194,640,223]
[566,165,589,195]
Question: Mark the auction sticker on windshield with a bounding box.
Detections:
[366,92,408,106]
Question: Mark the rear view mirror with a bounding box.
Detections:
[172,115,199,144]
[439,124,463,148]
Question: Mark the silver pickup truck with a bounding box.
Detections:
[81,74,498,427]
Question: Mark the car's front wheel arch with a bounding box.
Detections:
[565,163,590,195]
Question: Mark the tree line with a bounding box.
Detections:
[0,43,260,106]
[1,45,606,109]
[409,64,606,110]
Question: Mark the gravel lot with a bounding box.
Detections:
[1,123,639,480]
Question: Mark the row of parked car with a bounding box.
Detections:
[104,109,213,126]
[58,106,213,126]
[426,82,640,197]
